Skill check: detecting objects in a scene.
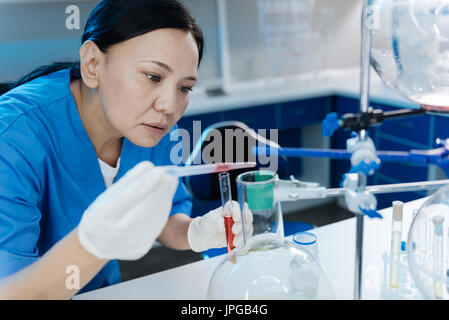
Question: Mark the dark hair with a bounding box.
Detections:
[1,0,204,95]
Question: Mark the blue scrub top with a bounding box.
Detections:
[0,68,192,294]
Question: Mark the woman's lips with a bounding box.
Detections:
[143,123,167,135]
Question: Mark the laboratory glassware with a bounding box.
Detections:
[370,0,449,111]
[236,170,284,241]
[207,170,335,300]
[407,184,449,299]
[219,172,235,252]
[292,231,319,258]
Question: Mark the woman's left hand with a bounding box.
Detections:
[187,200,253,252]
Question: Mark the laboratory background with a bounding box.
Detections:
[2,0,449,301]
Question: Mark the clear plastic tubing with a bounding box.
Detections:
[219,172,235,252]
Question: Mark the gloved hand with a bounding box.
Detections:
[77,161,178,260]
[187,200,253,252]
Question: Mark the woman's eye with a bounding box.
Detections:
[146,74,161,82]
[179,86,193,94]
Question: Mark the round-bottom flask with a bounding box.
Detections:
[408,185,449,300]
[207,233,335,300]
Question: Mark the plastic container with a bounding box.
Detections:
[292,231,319,258]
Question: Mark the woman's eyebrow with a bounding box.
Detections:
[137,59,197,81]
[138,59,172,72]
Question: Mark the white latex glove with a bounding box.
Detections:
[187,200,253,252]
[78,161,178,260]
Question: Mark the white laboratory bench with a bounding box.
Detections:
[184,68,420,117]
[73,197,429,300]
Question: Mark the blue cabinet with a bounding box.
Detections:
[375,138,429,183]
[177,111,223,129]
[373,104,432,208]
[278,127,302,178]
[433,115,449,142]
[280,97,329,129]
[374,138,429,208]
[371,103,431,147]
[277,97,330,179]
[222,103,278,130]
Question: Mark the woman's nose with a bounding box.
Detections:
[153,87,178,114]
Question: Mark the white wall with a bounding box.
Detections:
[0,0,363,86]
[316,0,363,69]
[225,0,362,83]
[0,1,97,82]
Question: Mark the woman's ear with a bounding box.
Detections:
[79,40,104,89]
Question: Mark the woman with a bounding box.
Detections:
[0,0,252,299]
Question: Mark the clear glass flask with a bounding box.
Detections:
[407,185,449,299]
[370,0,449,110]
[207,170,335,300]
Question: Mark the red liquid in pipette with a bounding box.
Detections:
[423,105,449,112]
[213,162,256,174]
[224,216,235,252]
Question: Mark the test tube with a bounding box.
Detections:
[432,215,444,299]
[219,172,235,253]
[389,201,403,289]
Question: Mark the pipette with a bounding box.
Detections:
[162,162,256,178]
[219,172,235,253]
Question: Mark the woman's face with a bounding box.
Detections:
[97,28,199,148]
